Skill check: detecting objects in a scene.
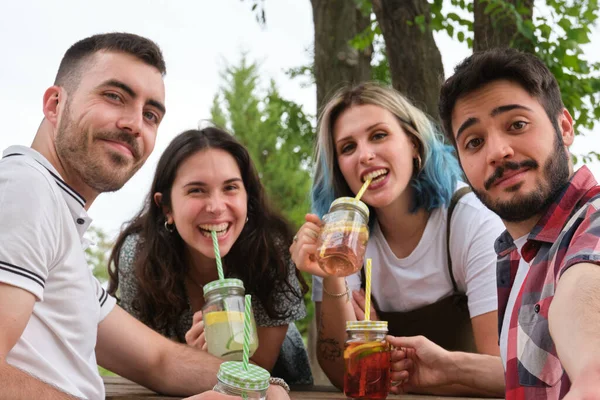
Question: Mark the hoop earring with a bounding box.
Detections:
[414,155,422,175]
[164,220,175,233]
[246,216,249,223]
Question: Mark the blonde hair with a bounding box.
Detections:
[311,82,462,219]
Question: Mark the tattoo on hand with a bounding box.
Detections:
[318,338,342,361]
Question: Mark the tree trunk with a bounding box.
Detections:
[311,0,372,115]
[372,0,444,120]
[309,0,371,385]
[473,0,534,52]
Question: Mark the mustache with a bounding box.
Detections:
[96,131,141,160]
[484,159,538,190]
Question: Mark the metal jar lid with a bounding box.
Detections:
[217,361,270,391]
[203,278,245,297]
[346,320,388,332]
[329,196,370,219]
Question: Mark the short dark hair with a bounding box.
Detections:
[54,32,166,91]
[439,48,563,145]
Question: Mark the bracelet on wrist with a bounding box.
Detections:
[269,377,290,393]
[323,279,350,302]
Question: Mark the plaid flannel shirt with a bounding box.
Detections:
[495,166,600,399]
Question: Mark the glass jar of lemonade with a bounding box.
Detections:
[344,320,391,400]
[202,279,258,361]
[316,197,369,277]
[213,361,270,399]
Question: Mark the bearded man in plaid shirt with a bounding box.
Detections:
[387,48,600,399]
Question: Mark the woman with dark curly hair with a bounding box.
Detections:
[108,127,311,385]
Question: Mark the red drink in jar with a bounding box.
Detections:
[344,321,391,400]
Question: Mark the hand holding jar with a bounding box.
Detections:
[316,197,370,277]
[202,279,258,361]
[290,214,327,277]
[291,197,369,278]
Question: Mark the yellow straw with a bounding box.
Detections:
[355,177,372,201]
[364,258,372,321]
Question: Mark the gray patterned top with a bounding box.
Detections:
[116,234,313,384]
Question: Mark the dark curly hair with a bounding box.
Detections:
[108,128,307,332]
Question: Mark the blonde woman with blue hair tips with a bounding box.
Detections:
[289,82,505,396]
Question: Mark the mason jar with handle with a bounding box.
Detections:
[202,279,258,361]
[316,197,370,277]
[213,361,270,399]
[344,320,391,400]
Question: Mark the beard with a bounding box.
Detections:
[469,133,571,222]
[55,100,143,194]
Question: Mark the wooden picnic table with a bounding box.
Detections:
[104,376,502,400]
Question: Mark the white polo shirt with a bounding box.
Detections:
[0,146,116,400]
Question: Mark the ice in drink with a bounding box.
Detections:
[204,311,258,361]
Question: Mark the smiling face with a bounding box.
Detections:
[451,80,573,222]
[333,104,419,210]
[165,148,248,262]
[55,51,166,194]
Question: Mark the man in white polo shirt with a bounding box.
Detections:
[0,33,287,400]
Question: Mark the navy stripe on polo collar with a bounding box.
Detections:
[2,146,92,240]
[2,147,87,208]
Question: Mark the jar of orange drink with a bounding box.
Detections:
[316,197,369,277]
[344,320,391,400]
[202,279,258,360]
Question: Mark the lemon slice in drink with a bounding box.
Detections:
[226,330,245,350]
[204,311,245,326]
[344,342,386,360]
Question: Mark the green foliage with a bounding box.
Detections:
[210,55,316,335]
[524,1,600,139]
[211,56,314,226]
[241,0,267,27]
[371,55,393,85]
[285,62,316,88]
[85,226,118,376]
[349,14,381,51]
[98,366,117,377]
[417,0,473,44]
[85,225,114,284]
[430,0,600,142]
[353,0,373,17]
[573,150,600,165]
[347,0,600,162]
[370,30,392,85]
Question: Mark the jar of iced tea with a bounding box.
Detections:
[316,197,369,277]
[213,361,270,399]
[202,279,258,361]
[344,320,391,400]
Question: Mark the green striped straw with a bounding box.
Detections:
[242,294,251,371]
[211,231,225,281]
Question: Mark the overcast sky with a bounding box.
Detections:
[2,0,599,238]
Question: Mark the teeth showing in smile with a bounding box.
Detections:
[199,223,230,238]
[363,169,388,184]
